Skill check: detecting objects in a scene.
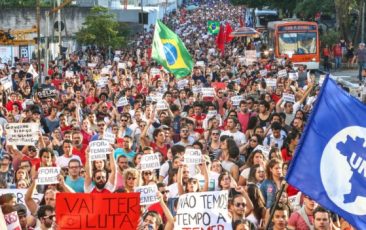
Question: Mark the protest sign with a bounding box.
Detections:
[65,71,74,78]
[289,72,299,81]
[244,50,257,65]
[103,132,116,144]
[97,77,109,88]
[113,57,120,62]
[0,76,13,92]
[156,101,169,111]
[89,140,110,161]
[0,189,43,214]
[211,82,226,90]
[265,78,277,87]
[175,191,231,230]
[288,192,302,211]
[278,69,287,78]
[140,153,160,171]
[116,96,129,107]
[135,185,159,206]
[115,50,121,55]
[231,96,243,106]
[101,67,110,75]
[118,62,126,69]
[206,110,217,118]
[5,123,38,146]
[88,63,96,68]
[150,68,160,76]
[184,149,202,164]
[201,88,215,98]
[282,93,296,103]
[253,145,271,159]
[260,69,268,77]
[192,86,201,94]
[196,61,205,67]
[177,79,189,90]
[56,193,140,230]
[36,87,58,99]
[4,211,21,230]
[37,167,60,185]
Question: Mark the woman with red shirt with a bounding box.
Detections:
[281,131,300,163]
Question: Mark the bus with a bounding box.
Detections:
[267,21,320,69]
[253,9,279,33]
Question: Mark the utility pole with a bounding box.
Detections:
[36,0,41,83]
[362,1,365,43]
[57,0,62,60]
[141,0,144,35]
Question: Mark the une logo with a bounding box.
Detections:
[320,126,366,215]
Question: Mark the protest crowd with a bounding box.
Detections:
[0,0,359,230]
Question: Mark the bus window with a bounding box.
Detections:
[279,32,317,55]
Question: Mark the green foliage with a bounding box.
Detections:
[320,29,340,47]
[76,6,128,49]
[0,0,51,7]
[294,0,335,19]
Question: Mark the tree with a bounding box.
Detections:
[75,6,128,49]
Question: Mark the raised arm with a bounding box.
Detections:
[177,164,184,195]
[201,159,209,192]
[25,167,39,215]
[84,148,92,189]
[108,146,116,186]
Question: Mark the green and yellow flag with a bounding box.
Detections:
[151,20,193,79]
[208,20,220,35]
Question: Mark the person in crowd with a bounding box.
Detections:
[65,159,84,192]
[288,194,318,230]
[313,206,332,230]
[260,158,283,209]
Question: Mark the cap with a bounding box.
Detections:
[14,203,27,216]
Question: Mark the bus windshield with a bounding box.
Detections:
[278,32,317,55]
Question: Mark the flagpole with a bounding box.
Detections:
[264,180,287,230]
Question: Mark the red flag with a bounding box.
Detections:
[225,22,233,43]
[239,16,244,27]
[216,24,225,55]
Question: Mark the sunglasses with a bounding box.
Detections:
[161,190,170,194]
[97,124,105,127]
[95,176,106,180]
[234,202,246,208]
[212,132,220,135]
[144,172,152,176]
[127,177,137,181]
[43,214,56,220]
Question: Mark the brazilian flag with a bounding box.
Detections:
[152,20,193,79]
[208,20,220,35]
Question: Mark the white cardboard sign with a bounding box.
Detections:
[140,153,161,171]
[184,149,202,165]
[37,167,60,185]
[89,140,110,161]
[135,185,159,206]
[5,123,39,146]
[201,87,215,98]
[282,93,295,103]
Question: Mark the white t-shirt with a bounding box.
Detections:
[56,155,82,168]
[220,130,247,146]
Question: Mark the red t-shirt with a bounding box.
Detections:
[150,142,169,159]
[91,188,111,193]
[281,148,293,163]
[190,113,206,134]
[148,203,167,223]
[72,144,88,165]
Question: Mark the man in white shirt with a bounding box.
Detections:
[56,140,82,169]
[220,117,247,146]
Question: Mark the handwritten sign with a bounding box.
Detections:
[282,93,295,103]
[278,69,287,78]
[289,72,298,81]
[88,63,96,68]
[37,87,58,99]
[97,77,109,88]
[196,61,205,67]
[4,211,21,230]
[56,193,140,230]
[116,97,129,107]
[101,67,110,75]
[231,96,243,106]
[103,132,116,144]
[201,87,215,98]
[140,153,160,171]
[206,110,217,118]
[177,79,189,90]
[118,62,126,69]
[184,149,202,165]
[260,69,268,77]
[5,123,39,146]
[150,68,160,76]
[0,76,13,92]
[37,167,60,185]
[89,140,110,161]
[0,189,43,214]
[135,185,159,206]
[65,71,74,78]
[156,101,169,111]
[175,191,231,229]
[192,86,201,94]
[265,78,277,87]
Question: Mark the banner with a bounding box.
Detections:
[89,140,111,161]
[37,167,60,185]
[184,149,202,164]
[134,185,159,206]
[5,123,39,146]
[56,193,140,230]
[174,191,231,230]
[140,153,160,171]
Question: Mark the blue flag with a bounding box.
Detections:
[286,76,366,229]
